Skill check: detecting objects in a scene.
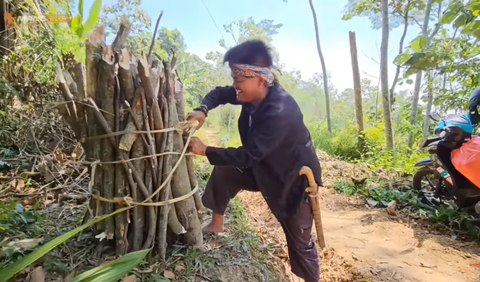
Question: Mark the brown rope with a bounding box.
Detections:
[90,119,199,209]
[92,184,199,207]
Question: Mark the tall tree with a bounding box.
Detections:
[423,2,442,138]
[342,0,427,108]
[381,0,394,151]
[309,0,332,132]
[349,31,364,150]
[157,27,187,56]
[390,0,412,107]
[407,0,433,149]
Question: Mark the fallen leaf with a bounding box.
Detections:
[30,266,45,282]
[121,275,138,282]
[164,270,177,280]
[10,179,25,190]
[174,263,185,272]
[8,238,43,252]
[386,200,396,215]
[366,198,378,207]
[22,197,37,206]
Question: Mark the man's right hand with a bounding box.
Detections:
[186,110,206,129]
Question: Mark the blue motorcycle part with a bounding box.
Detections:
[434,114,473,134]
[414,157,433,167]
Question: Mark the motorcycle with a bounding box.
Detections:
[412,113,460,196]
[412,112,480,223]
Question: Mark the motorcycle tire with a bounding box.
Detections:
[412,167,440,191]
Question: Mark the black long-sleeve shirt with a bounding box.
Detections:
[201,83,322,221]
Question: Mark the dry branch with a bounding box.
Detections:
[119,49,135,103]
[85,26,105,233]
[131,137,146,251]
[147,11,164,62]
[119,91,144,151]
[156,92,174,259]
[96,45,116,240]
[73,63,86,101]
[164,61,203,248]
[112,19,131,53]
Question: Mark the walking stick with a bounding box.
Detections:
[299,166,326,249]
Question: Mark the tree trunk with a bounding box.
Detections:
[381,0,394,151]
[423,3,442,139]
[390,0,411,107]
[309,0,331,132]
[55,22,203,259]
[423,72,434,137]
[407,0,433,150]
[349,31,364,151]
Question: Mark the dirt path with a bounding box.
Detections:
[238,189,480,282]
[203,128,480,282]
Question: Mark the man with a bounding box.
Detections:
[187,40,322,282]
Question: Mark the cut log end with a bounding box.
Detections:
[87,25,106,47]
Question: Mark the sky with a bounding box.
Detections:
[83,0,422,93]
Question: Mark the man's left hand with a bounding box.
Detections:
[189,137,207,156]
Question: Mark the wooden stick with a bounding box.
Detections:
[112,19,131,53]
[147,11,164,62]
[88,98,156,251]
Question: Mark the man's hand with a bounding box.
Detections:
[186,110,206,129]
[189,137,207,156]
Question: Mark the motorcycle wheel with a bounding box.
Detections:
[412,167,440,191]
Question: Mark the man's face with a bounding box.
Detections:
[232,73,264,103]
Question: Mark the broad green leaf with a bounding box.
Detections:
[406,79,414,85]
[410,36,427,52]
[454,13,468,28]
[81,0,102,38]
[69,249,150,282]
[0,207,130,282]
[440,10,460,25]
[403,52,426,67]
[71,15,82,31]
[394,53,412,66]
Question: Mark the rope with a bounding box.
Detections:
[92,184,199,207]
[89,119,199,208]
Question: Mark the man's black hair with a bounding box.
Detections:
[223,40,273,67]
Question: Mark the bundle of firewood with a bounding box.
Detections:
[55,21,204,259]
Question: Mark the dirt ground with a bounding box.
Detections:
[238,188,480,282]
[203,128,480,282]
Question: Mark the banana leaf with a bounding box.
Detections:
[0,207,131,282]
[68,249,150,282]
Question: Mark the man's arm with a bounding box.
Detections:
[205,109,290,167]
[200,86,240,112]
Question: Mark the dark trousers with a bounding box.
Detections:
[202,166,320,282]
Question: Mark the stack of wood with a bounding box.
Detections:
[55,22,204,258]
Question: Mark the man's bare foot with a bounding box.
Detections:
[202,222,224,234]
[202,213,225,234]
